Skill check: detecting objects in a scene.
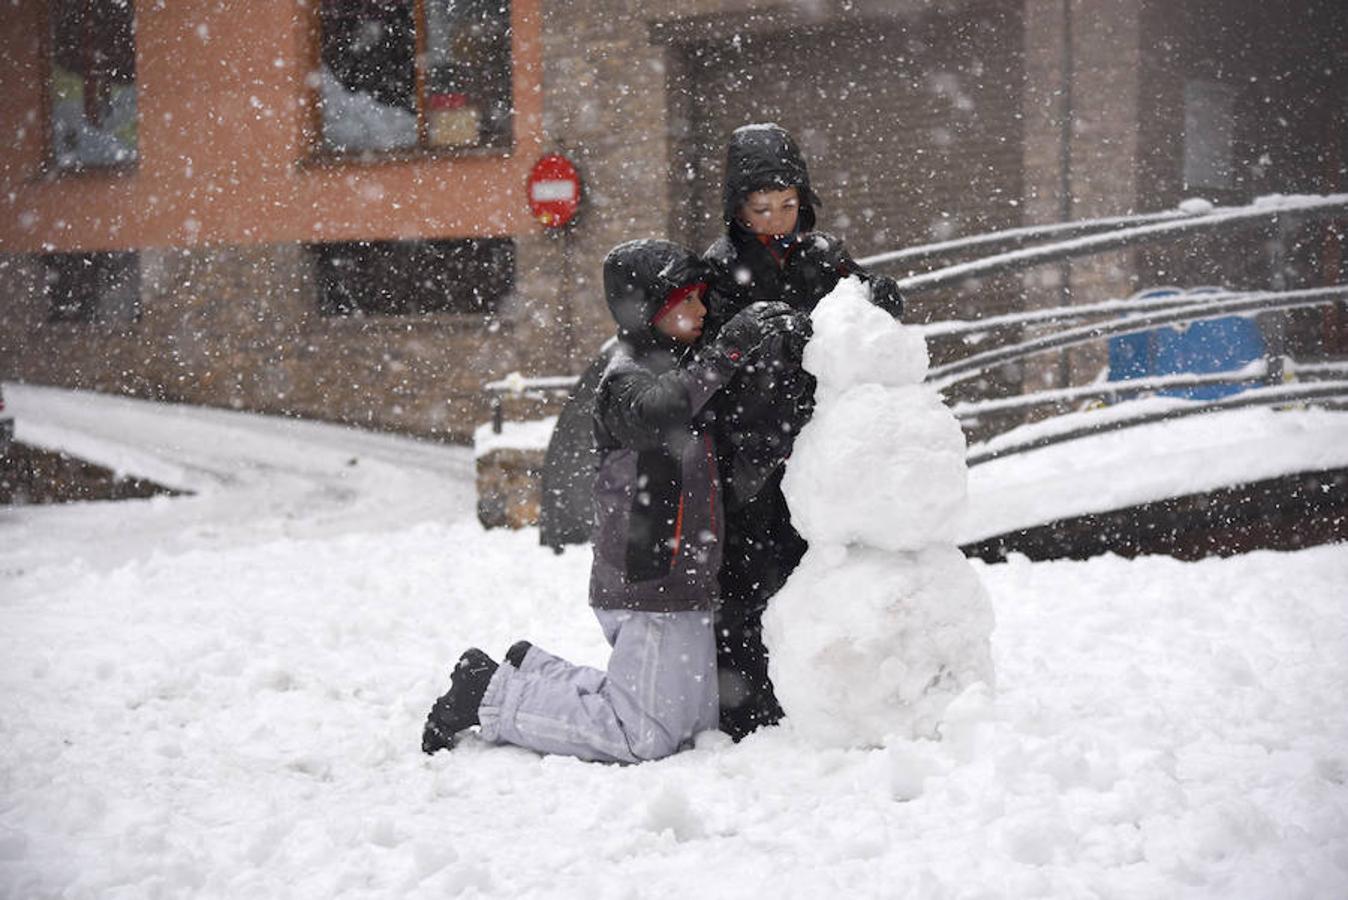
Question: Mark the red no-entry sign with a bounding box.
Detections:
[527,154,582,228]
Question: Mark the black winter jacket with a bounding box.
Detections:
[702,124,905,617]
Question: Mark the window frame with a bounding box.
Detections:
[41,0,141,177]
[308,0,515,163]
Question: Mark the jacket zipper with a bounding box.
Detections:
[670,435,718,571]
[704,434,718,533]
[668,493,685,569]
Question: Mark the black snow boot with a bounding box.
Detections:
[505,640,533,668]
[421,648,499,754]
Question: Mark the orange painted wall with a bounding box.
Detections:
[0,0,545,253]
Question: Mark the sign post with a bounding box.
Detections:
[528,154,584,368]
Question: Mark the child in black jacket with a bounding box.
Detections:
[704,122,905,740]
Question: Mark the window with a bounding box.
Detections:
[48,0,139,170]
[43,251,141,323]
[311,238,514,316]
[317,0,513,155]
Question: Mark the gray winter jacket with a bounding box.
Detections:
[588,339,738,613]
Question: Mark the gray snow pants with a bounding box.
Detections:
[477,608,718,763]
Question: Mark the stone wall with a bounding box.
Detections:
[476,448,547,529]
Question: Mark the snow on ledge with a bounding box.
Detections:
[473,416,557,458]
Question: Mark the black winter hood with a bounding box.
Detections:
[721,123,820,231]
[602,239,708,348]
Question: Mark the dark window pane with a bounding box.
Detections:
[49,0,139,169]
[45,253,98,321]
[319,0,418,152]
[424,0,513,149]
[44,251,141,323]
[312,238,514,316]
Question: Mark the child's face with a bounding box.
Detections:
[653,286,708,345]
[739,187,800,237]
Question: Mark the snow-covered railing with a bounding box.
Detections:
[1285,359,1348,379]
[864,194,1348,466]
[484,373,581,395]
[931,283,1348,463]
[925,284,1348,391]
[858,205,1197,271]
[861,193,1348,294]
[966,381,1348,467]
[919,288,1249,339]
[483,284,1339,409]
[484,372,580,434]
[948,360,1272,419]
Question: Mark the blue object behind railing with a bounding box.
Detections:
[1107,288,1266,400]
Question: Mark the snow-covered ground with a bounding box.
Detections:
[2,383,1346,898]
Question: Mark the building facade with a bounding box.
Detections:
[1,0,1343,442]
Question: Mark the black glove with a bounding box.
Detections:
[711,300,799,364]
[720,308,816,472]
[783,231,854,309]
[752,308,813,367]
[868,274,905,320]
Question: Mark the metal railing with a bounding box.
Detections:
[854,194,1348,466]
[484,374,578,434]
[926,285,1348,390]
[967,381,1348,467]
[949,317,1348,463]
[860,193,1348,294]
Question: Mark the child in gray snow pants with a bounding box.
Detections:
[421,239,810,763]
[480,610,717,763]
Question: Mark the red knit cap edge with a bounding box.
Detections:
[651,281,707,325]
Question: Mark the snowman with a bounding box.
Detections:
[762,278,996,747]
